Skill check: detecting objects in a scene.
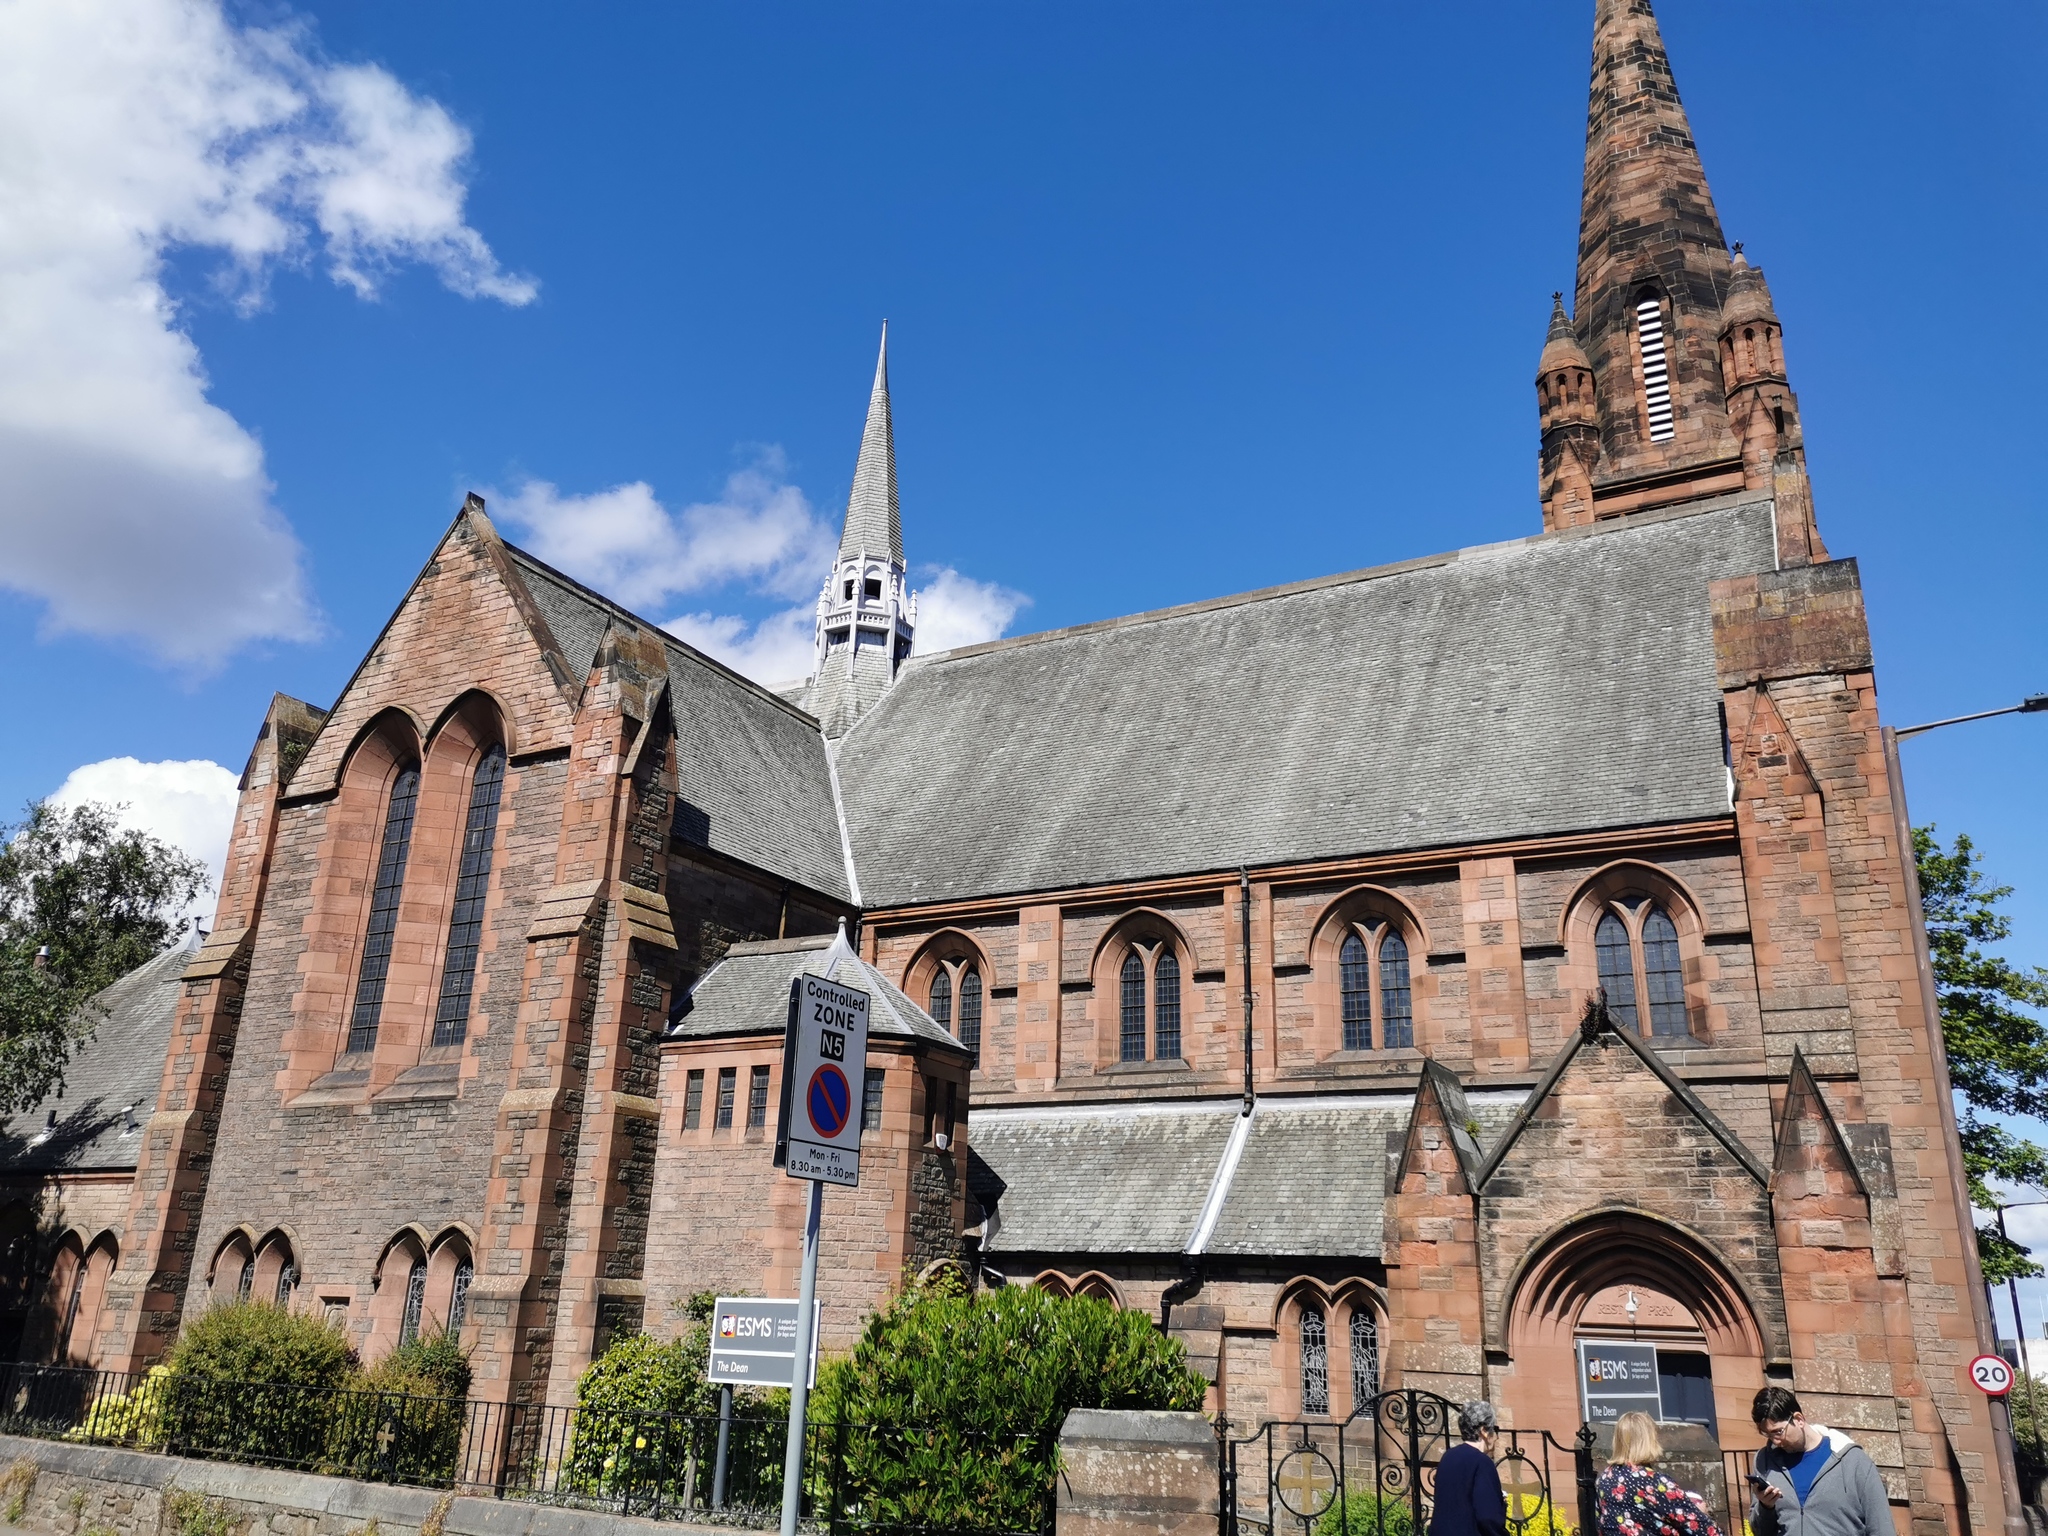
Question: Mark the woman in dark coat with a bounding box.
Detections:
[1429,1401,1507,1536]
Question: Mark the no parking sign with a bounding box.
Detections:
[774,972,870,1187]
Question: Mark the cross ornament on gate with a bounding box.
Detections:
[1274,1447,1338,1520]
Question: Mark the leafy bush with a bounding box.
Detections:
[1503,1490,1575,1536]
[561,1298,784,1512]
[160,1302,356,1466]
[69,1365,172,1447]
[1317,1490,1416,1536]
[807,1273,1209,1533]
[327,1331,473,1485]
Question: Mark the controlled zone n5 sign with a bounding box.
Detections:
[775,973,870,1187]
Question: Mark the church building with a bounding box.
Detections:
[0,3,2013,1530]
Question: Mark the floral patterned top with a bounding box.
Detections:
[1595,1464,1724,1536]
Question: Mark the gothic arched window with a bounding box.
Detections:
[1153,953,1181,1060]
[1350,1308,1380,1410]
[1596,910,1638,1029]
[1119,952,1146,1062]
[929,969,952,1030]
[1379,933,1413,1049]
[1340,933,1372,1051]
[347,763,421,1055]
[958,967,983,1064]
[450,1258,474,1333]
[432,745,506,1046]
[399,1258,427,1347]
[1592,897,1692,1040]
[1331,917,1418,1053]
[1299,1303,1329,1416]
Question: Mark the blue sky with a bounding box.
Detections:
[2,0,2045,1288]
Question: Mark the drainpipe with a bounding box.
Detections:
[1239,867,1255,1117]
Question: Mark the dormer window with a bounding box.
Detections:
[1635,296,1675,442]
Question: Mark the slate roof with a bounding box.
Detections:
[504,547,853,904]
[835,497,1777,907]
[838,325,902,565]
[975,1090,1531,1260]
[0,937,191,1175]
[670,931,967,1055]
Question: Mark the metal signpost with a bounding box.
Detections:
[772,971,870,1536]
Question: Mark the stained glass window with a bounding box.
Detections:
[399,1259,426,1347]
[1596,910,1639,1030]
[1300,1304,1329,1416]
[433,745,506,1046]
[1642,905,1687,1036]
[1119,952,1146,1062]
[1379,932,1413,1049]
[1153,953,1181,1060]
[1351,1309,1380,1410]
[348,764,420,1054]
[1340,932,1372,1051]
[450,1259,473,1333]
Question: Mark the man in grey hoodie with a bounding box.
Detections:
[1748,1387,1893,1536]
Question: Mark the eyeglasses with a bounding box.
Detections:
[1759,1420,1801,1442]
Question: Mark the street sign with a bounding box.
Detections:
[1970,1353,2015,1396]
[1577,1340,1662,1424]
[706,1297,819,1388]
[775,973,870,1187]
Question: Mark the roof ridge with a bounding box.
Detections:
[499,542,825,728]
[903,492,1775,670]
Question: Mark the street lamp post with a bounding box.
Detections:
[1885,693,2043,1527]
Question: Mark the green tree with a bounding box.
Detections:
[0,799,207,1111]
[1916,826,2048,1282]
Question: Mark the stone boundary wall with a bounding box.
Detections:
[0,1436,723,1536]
[1056,1410,1216,1536]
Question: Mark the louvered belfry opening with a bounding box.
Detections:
[1636,297,1675,442]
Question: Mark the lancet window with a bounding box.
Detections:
[347,763,421,1055]
[1350,1308,1380,1407]
[925,955,985,1066]
[1299,1303,1330,1416]
[432,744,505,1046]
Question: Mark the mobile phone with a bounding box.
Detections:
[1745,1473,1769,1489]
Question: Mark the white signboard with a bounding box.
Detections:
[1970,1353,2015,1396]
[775,973,870,1187]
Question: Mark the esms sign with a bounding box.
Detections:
[776,973,870,1187]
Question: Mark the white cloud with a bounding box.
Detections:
[498,451,836,612]
[49,757,241,924]
[914,566,1031,654]
[665,607,819,689]
[0,0,533,668]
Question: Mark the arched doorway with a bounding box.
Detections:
[1499,1211,1772,1445]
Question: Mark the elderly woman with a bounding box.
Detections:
[1429,1401,1506,1536]
[1595,1413,1723,1536]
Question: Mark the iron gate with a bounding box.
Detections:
[1220,1389,1596,1535]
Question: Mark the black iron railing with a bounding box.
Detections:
[0,1363,1053,1534]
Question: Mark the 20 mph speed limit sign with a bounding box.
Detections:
[1970,1354,2016,1396]
[774,973,870,1188]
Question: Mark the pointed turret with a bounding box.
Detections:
[1536,295,1601,530]
[1717,248,1824,563]
[809,324,918,740]
[1568,0,1744,515]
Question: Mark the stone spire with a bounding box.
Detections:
[1536,294,1600,529]
[809,324,917,740]
[838,323,903,565]
[1563,0,1744,519]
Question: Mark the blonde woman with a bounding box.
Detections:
[1595,1412,1723,1536]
